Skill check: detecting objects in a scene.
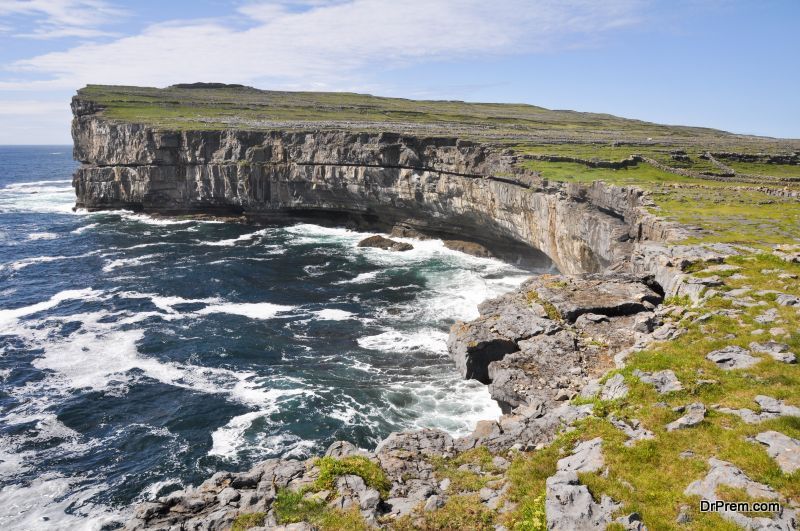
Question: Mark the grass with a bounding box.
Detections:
[389,494,496,531]
[502,252,800,530]
[273,489,369,531]
[231,512,266,531]
[76,84,800,152]
[525,289,562,321]
[516,158,800,246]
[313,455,391,497]
[273,489,326,524]
[727,161,800,179]
[431,447,503,493]
[266,455,389,529]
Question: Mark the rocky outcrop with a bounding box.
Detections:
[685,458,797,530]
[357,235,413,251]
[447,273,662,411]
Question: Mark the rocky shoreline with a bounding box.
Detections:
[123,270,665,530]
[70,92,778,530]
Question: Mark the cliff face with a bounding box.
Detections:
[70,97,671,275]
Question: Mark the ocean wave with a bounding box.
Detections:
[196,302,295,320]
[1,179,72,190]
[333,271,380,284]
[102,254,161,273]
[1,251,100,272]
[209,388,316,460]
[27,232,59,240]
[0,473,121,530]
[357,328,448,353]
[0,288,102,325]
[114,211,226,227]
[393,378,502,437]
[0,179,75,214]
[71,222,98,234]
[283,223,362,246]
[311,308,357,321]
[201,228,272,247]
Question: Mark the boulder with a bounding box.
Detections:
[376,429,454,482]
[717,395,800,424]
[357,235,413,251]
[524,274,661,323]
[706,345,760,370]
[666,403,706,431]
[546,472,620,531]
[610,417,654,446]
[442,239,493,257]
[600,374,629,400]
[557,438,604,474]
[633,369,683,393]
[750,341,796,364]
[754,431,800,474]
[685,458,797,530]
[775,293,800,306]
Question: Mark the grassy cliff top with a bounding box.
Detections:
[77,84,800,248]
[77,84,799,152]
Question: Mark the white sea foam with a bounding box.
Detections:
[0,473,122,530]
[2,179,72,190]
[196,302,295,320]
[334,271,380,284]
[283,223,361,245]
[312,309,356,321]
[0,179,75,214]
[209,411,266,457]
[137,478,184,503]
[357,329,448,353]
[202,228,272,247]
[209,385,315,459]
[117,212,195,226]
[2,250,100,272]
[114,211,226,226]
[101,254,160,272]
[398,379,503,436]
[0,288,101,326]
[71,222,99,234]
[27,232,58,240]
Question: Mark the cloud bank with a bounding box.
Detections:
[1,0,642,91]
[0,0,126,39]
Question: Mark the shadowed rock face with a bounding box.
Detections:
[69,96,667,275]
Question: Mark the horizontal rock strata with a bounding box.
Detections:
[71,96,694,275]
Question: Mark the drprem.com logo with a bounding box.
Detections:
[700,500,782,513]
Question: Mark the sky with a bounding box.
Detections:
[0,0,798,144]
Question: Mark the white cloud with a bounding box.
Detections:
[0,0,642,90]
[0,0,125,39]
[0,98,69,114]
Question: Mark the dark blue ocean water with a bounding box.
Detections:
[0,146,534,529]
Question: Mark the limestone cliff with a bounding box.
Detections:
[71,95,676,275]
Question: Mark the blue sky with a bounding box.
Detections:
[0,0,798,144]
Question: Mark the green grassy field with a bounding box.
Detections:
[77,84,800,153]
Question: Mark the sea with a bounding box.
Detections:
[0,145,539,529]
